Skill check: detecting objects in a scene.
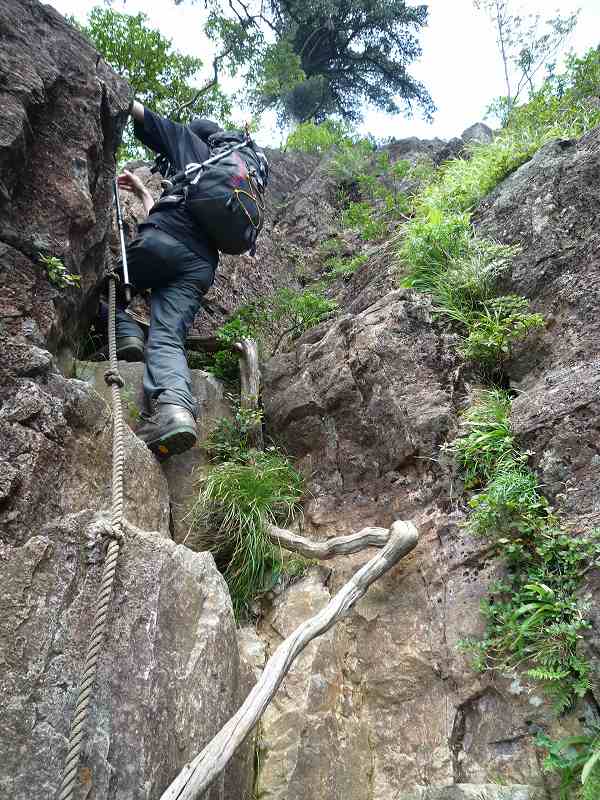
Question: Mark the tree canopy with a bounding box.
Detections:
[204,0,434,124]
[74,7,232,159]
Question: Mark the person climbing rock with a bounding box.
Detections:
[114,100,222,460]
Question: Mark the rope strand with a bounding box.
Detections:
[57,275,126,800]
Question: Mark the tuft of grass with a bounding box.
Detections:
[188,448,304,617]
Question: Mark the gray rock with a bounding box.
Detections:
[398,786,543,800]
[0,512,243,800]
[461,123,495,144]
[78,361,232,542]
[263,288,460,507]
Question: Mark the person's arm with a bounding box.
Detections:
[131,100,145,124]
[117,170,154,215]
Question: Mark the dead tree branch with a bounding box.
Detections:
[159,519,419,800]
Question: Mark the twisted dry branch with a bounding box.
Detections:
[159,519,419,800]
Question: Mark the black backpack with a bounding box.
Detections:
[153,132,269,256]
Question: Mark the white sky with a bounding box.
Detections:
[48,0,600,146]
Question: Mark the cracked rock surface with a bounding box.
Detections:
[0,3,250,798]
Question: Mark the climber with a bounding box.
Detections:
[114,100,222,460]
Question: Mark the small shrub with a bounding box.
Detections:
[205,399,264,462]
[286,119,352,153]
[342,201,387,240]
[326,139,375,183]
[218,288,338,356]
[320,238,344,257]
[188,449,304,616]
[39,253,81,289]
[323,253,368,281]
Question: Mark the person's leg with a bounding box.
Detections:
[115,306,145,361]
[122,226,215,457]
[143,279,203,416]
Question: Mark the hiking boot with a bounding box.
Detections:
[117,336,145,362]
[136,403,197,460]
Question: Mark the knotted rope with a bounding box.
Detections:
[57,274,126,800]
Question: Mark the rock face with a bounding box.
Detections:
[1,515,243,800]
[473,128,600,533]
[0,4,250,799]
[253,129,600,797]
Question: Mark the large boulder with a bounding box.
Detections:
[0,0,131,352]
[1,513,244,800]
[263,279,460,519]
[252,519,571,799]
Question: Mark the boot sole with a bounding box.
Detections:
[143,426,197,461]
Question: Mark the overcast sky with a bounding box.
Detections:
[48,0,600,146]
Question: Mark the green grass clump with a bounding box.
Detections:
[458,296,545,369]
[449,390,600,711]
[189,448,304,617]
[398,49,600,373]
[323,253,368,281]
[537,729,600,800]
[402,224,541,371]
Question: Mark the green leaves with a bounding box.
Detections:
[286,120,353,153]
[76,7,232,160]
[450,389,600,710]
[38,253,80,289]
[537,731,600,800]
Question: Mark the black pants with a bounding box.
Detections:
[115,225,214,417]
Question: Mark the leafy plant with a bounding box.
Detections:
[73,8,232,160]
[188,448,304,617]
[205,398,264,462]
[323,253,368,281]
[286,120,352,153]
[458,296,545,368]
[39,254,80,289]
[537,730,600,800]
[342,201,387,241]
[327,139,375,183]
[450,391,600,710]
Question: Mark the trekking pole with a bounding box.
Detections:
[112,178,132,303]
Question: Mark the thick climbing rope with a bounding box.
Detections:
[57,273,126,800]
